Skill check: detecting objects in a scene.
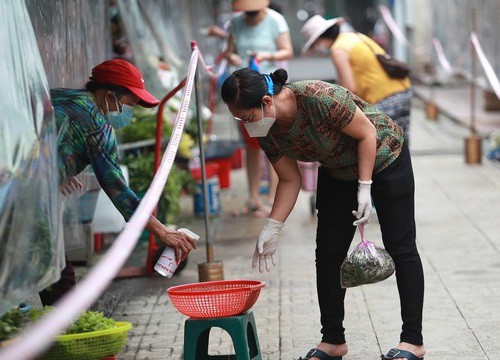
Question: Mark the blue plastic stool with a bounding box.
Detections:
[183,311,262,360]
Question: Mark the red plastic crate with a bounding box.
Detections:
[190,162,219,181]
[231,147,244,169]
[207,158,232,189]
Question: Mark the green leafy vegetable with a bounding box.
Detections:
[119,106,173,143]
[0,308,23,341]
[124,153,195,224]
[66,311,116,334]
[340,240,395,288]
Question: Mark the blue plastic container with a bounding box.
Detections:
[193,176,221,216]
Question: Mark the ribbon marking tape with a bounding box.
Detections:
[471,32,500,99]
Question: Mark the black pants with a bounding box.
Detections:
[39,257,76,306]
[315,142,424,345]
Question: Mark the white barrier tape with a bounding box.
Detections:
[471,32,500,99]
[378,4,409,47]
[432,38,454,75]
[0,47,200,360]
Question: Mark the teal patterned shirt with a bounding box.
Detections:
[258,81,403,181]
[51,89,140,220]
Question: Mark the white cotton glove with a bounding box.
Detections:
[352,180,373,226]
[252,218,284,273]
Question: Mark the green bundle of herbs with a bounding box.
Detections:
[340,227,395,288]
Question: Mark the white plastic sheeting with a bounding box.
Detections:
[25,0,112,257]
[25,0,110,89]
[117,0,167,100]
[0,0,60,315]
[117,0,217,120]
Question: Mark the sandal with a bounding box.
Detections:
[381,348,424,360]
[299,348,342,360]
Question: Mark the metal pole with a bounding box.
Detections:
[426,7,439,121]
[464,8,481,165]
[191,41,214,262]
[470,7,477,134]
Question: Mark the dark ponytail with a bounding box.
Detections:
[221,68,288,109]
[270,69,288,88]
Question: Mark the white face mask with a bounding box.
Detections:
[105,93,134,129]
[244,101,276,137]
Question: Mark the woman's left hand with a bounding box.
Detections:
[60,176,83,196]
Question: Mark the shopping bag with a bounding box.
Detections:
[340,224,395,288]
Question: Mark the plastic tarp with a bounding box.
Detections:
[25,0,110,253]
[117,0,167,100]
[119,0,219,93]
[117,0,215,129]
[0,0,60,315]
[138,1,184,70]
[25,0,110,89]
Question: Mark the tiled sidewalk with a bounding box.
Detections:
[93,100,500,359]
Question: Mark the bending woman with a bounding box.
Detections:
[42,59,197,305]
[221,68,425,360]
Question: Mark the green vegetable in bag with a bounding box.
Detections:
[340,224,395,288]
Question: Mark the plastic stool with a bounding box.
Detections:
[183,311,261,360]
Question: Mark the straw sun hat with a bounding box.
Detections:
[232,0,270,11]
[301,15,344,54]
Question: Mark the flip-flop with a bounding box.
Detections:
[381,348,424,360]
[298,348,342,360]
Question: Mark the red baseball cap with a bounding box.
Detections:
[90,59,159,108]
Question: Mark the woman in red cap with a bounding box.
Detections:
[40,59,197,305]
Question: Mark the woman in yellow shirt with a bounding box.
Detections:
[301,15,412,142]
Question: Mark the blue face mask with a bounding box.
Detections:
[105,93,134,129]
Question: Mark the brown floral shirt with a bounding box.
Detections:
[258,81,403,181]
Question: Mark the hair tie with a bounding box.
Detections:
[263,74,274,95]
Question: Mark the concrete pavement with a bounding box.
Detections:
[90,96,500,360]
[413,84,500,136]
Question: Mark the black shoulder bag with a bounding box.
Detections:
[357,33,410,79]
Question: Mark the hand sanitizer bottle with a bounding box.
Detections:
[154,228,199,277]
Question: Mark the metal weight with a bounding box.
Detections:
[465,134,482,164]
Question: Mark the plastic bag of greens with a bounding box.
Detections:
[340,224,395,288]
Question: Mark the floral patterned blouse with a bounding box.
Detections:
[258,81,404,181]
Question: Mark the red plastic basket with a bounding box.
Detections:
[167,279,265,318]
